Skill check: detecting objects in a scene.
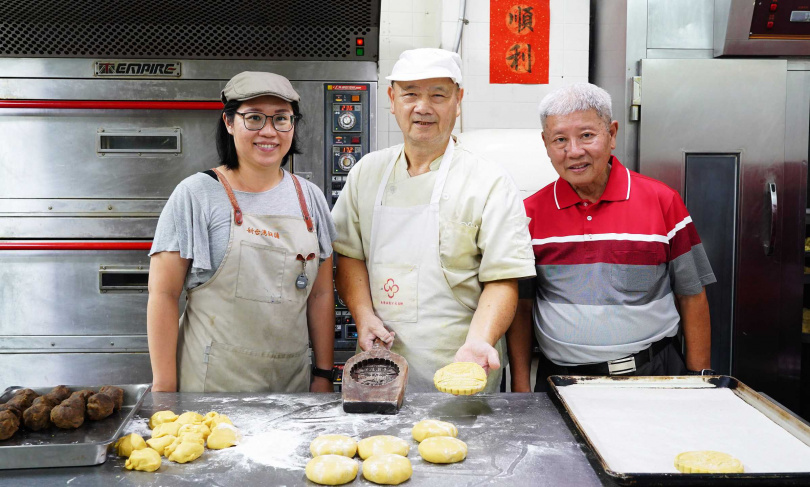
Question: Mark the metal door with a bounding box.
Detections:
[639,58,803,409]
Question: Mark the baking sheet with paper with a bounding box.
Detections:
[557,383,810,474]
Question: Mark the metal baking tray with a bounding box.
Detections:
[549,375,810,485]
[0,383,150,469]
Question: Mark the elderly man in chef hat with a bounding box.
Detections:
[332,48,536,392]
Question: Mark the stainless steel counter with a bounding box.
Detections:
[0,392,614,486]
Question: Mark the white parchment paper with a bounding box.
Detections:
[557,384,810,473]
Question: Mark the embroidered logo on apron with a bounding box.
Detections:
[384,278,400,298]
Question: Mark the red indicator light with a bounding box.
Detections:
[351,137,361,144]
[356,38,364,46]
[767,21,774,28]
[351,95,360,102]
[770,3,777,11]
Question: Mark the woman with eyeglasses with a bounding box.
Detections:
[147,71,337,393]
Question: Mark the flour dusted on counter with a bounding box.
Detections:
[229,429,307,469]
[120,395,443,474]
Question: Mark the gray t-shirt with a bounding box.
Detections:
[150,170,337,290]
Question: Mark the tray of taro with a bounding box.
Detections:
[0,384,150,469]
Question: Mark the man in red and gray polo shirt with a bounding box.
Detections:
[508,83,716,393]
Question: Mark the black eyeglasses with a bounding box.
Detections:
[235,112,300,132]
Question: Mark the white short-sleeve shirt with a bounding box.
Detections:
[331,141,536,309]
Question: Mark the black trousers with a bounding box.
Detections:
[534,342,688,393]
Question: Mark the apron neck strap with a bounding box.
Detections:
[290,172,315,233]
[430,138,455,205]
[374,138,456,207]
[211,168,313,233]
[212,167,243,226]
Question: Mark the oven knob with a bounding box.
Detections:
[338,112,357,130]
[338,153,357,171]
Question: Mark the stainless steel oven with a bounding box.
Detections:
[591,0,810,411]
[0,0,380,387]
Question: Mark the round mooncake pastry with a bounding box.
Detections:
[675,450,744,474]
[418,436,467,464]
[357,435,410,460]
[411,419,458,442]
[310,434,358,457]
[362,454,412,485]
[305,455,359,485]
[433,362,487,395]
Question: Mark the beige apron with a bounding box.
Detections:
[368,141,505,392]
[176,169,320,393]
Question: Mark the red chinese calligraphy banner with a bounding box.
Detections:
[489,0,550,84]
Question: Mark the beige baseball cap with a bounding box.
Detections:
[221,71,300,104]
[386,48,463,86]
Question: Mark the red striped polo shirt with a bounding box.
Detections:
[523,157,715,366]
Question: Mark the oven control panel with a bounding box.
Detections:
[324,84,371,207]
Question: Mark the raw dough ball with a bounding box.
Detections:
[115,433,147,457]
[163,436,182,458]
[167,440,204,464]
[362,454,412,485]
[357,435,410,460]
[434,362,487,395]
[146,435,176,456]
[178,422,211,440]
[209,415,233,429]
[207,423,242,450]
[125,447,162,472]
[305,454,358,485]
[178,431,205,446]
[310,434,357,457]
[675,451,744,474]
[148,410,178,429]
[411,419,458,442]
[175,411,204,425]
[202,411,234,429]
[418,436,467,464]
[152,421,181,438]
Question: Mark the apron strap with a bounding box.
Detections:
[210,168,313,233]
[290,173,315,233]
[374,139,456,208]
[211,167,243,226]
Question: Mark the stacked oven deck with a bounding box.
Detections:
[0,60,376,387]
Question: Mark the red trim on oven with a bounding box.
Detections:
[0,241,153,251]
[0,100,223,110]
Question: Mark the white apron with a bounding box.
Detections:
[176,169,319,392]
[367,140,504,392]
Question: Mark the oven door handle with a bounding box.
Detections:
[0,100,222,110]
[0,241,152,251]
[764,182,777,257]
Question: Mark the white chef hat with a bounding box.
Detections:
[385,48,463,87]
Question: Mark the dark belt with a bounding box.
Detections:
[565,336,676,376]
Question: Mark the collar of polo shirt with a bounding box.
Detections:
[554,156,632,209]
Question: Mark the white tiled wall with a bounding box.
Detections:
[377,0,591,144]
